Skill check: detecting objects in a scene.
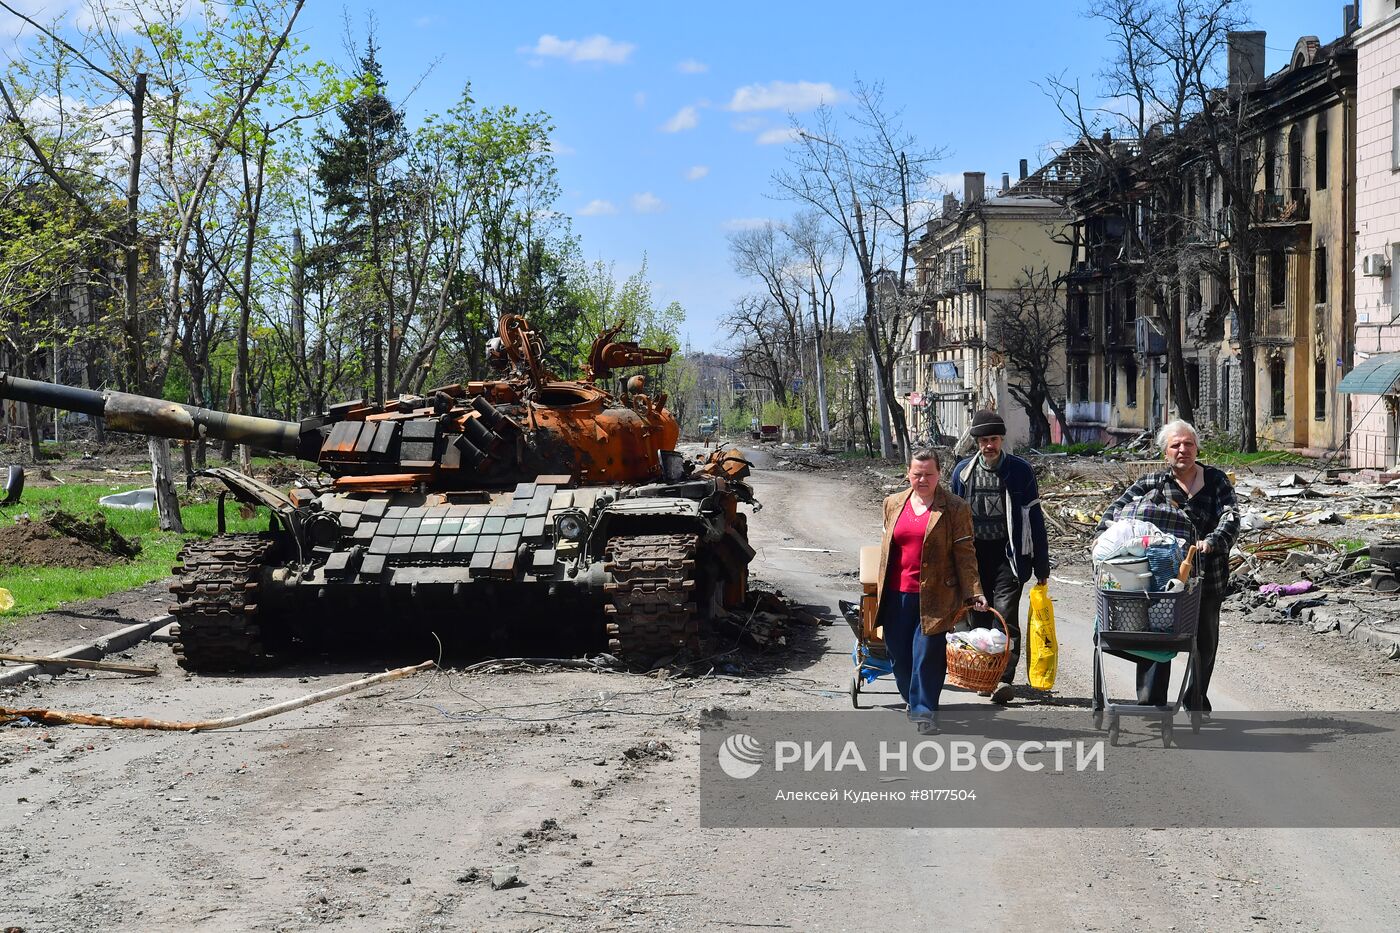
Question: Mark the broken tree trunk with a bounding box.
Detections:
[0,653,157,675]
[148,436,184,533]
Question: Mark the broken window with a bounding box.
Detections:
[1315,116,1328,190]
[1315,245,1327,304]
[1221,362,1231,431]
[1288,124,1303,190]
[1270,357,1286,418]
[1315,359,1327,422]
[1270,251,1287,308]
[1072,358,1089,403]
[1125,358,1138,408]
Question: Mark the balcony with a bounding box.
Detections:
[926,265,966,297]
[1254,302,1293,343]
[1067,324,1095,350]
[1183,214,1227,245]
[937,320,983,347]
[1253,188,1310,225]
[1105,310,1136,350]
[909,322,943,354]
[1135,317,1167,356]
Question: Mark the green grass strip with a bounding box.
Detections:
[0,480,267,622]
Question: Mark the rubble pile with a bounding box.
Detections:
[769,445,845,472]
[711,580,824,649]
[0,509,140,568]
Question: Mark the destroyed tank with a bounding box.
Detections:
[0,316,756,671]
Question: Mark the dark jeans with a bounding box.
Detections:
[880,591,946,718]
[967,539,1024,685]
[1136,591,1224,710]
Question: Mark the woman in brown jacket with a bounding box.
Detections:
[875,448,986,733]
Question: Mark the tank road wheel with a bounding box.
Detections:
[603,534,702,668]
[169,534,278,672]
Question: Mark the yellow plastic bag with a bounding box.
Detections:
[1027,583,1057,690]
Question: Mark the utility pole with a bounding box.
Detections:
[873,283,894,458]
[809,275,831,449]
[291,227,306,419]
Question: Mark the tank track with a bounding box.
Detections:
[603,534,702,666]
[169,534,277,672]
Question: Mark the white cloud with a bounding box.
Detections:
[547,138,576,156]
[579,199,619,216]
[722,218,772,231]
[74,0,199,34]
[685,165,710,181]
[632,192,665,214]
[413,16,439,28]
[926,173,964,197]
[727,80,844,113]
[731,116,767,133]
[677,59,708,74]
[661,105,699,133]
[527,34,635,65]
[756,127,800,146]
[634,91,647,109]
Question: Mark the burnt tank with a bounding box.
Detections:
[0,316,756,671]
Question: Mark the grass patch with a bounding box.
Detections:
[1201,448,1310,467]
[0,481,267,621]
[1039,441,1107,456]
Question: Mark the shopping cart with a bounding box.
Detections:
[1092,546,1204,747]
[842,545,894,708]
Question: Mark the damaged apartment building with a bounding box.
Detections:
[1062,26,1357,453]
[906,153,1081,448]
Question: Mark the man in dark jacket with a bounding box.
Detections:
[950,410,1051,703]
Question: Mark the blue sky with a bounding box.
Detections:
[10,0,1342,351]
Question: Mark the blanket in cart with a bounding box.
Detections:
[852,643,895,683]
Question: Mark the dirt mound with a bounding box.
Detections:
[0,510,140,568]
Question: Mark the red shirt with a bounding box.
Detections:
[888,498,931,594]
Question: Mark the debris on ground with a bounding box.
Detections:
[0,509,140,567]
[622,740,674,762]
[770,446,845,472]
[2,464,22,504]
[711,581,825,649]
[489,865,525,891]
[98,488,155,510]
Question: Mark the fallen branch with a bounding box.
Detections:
[0,660,434,731]
[0,652,157,676]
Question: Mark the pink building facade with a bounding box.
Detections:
[1349,0,1400,467]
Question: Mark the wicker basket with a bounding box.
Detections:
[944,605,1011,693]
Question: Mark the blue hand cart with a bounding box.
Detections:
[840,597,894,708]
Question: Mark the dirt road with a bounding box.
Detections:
[2,467,1398,931]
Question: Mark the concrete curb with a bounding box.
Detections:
[0,614,173,688]
[1337,617,1400,659]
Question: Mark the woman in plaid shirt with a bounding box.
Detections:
[1099,420,1240,711]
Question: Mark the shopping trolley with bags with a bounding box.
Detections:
[1092,543,1204,747]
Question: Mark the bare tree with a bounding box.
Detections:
[1048,0,1273,448]
[784,211,845,445]
[987,268,1070,447]
[772,80,944,459]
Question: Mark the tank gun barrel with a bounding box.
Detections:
[0,372,308,456]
